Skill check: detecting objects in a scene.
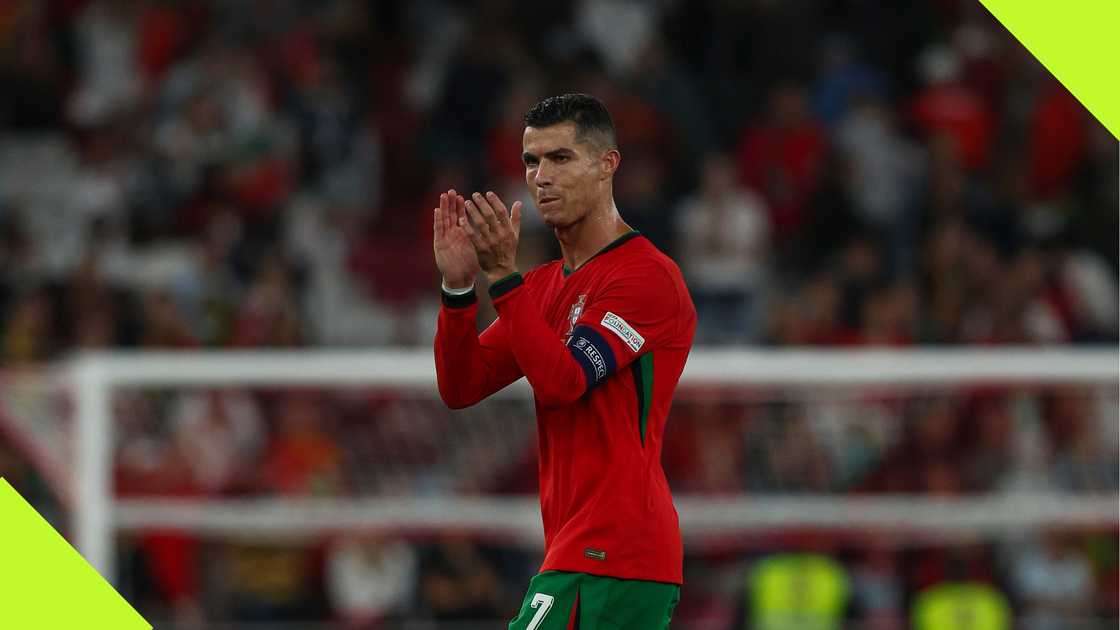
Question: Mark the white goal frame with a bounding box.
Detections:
[69,348,1119,582]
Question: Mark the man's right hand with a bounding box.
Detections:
[433,189,480,289]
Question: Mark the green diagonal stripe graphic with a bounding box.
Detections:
[979,0,1120,139]
[0,478,151,629]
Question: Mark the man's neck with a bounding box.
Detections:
[555,200,632,271]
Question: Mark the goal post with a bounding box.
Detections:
[65,347,1119,583]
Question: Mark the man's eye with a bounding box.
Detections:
[554,156,568,163]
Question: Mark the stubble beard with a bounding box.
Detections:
[542,203,583,231]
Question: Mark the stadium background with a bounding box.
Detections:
[0,0,1117,628]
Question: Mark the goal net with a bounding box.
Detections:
[1,348,1116,628]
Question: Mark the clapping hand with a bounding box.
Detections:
[461,191,523,283]
[433,189,480,289]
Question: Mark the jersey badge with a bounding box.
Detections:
[564,294,588,342]
[601,311,645,352]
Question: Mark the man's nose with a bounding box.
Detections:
[534,162,552,187]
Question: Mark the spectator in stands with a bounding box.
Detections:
[733,550,851,630]
[811,397,899,491]
[767,272,844,346]
[284,197,394,346]
[835,94,922,267]
[962,393,1016,491]
[849,542,905,630]
[229,253,303,347]
[1,288,54,362]
[1057,245,1120,342]
[168,209,243,345]
[327,534,418,628]
[676,153,771,344]
[630,38,716,166]
[912,580,1010,630]
[113,389,205,629]
[855,280,918,346]
[737,81,828,245]
[663,398,748,494]
[138,290,197,348]
[909,45,994,172]
[746,406,832,493]
[418,537,509,622]
[866,398,961,493]
[1009,532,1095,630]
[171,390,264,495]
[811,35,886,128]
[1043,391,1120,492]
[67,0,143,126]
[219,541,324,623]
[261,391,343,496]
[614,149,678,256]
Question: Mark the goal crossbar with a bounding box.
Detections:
[74,347,1118,387]
[113,494,1120,541]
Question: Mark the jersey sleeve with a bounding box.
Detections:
[489,263,682,406]
[434,288,523,409]
[564,263,682,390]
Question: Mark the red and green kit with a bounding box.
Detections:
[435,232,696,587]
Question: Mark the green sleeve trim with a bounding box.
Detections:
[488,272,524,300]
[631,352,654,446]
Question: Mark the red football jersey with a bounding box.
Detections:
[435,232,696,584]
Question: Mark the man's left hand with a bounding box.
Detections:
[462,191,523,282]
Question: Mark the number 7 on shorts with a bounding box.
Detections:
[526,593,555,630]
[509,572,580,630]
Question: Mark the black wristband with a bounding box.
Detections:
[441,287,477,308]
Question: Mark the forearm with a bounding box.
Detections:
[489,274,587,406]
[434,290,509,409]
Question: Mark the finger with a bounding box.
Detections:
[511,200,522,235]
[485,191,511,225]
[439,191,452,233]
[464,199,490,234]
[433,207,442,242]
[455,194,468,228]
[472,192,501,230]
[459,214,485,250]
[436,193,448,237]
[453,194,467,232]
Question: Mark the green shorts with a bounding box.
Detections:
[507,570,680,630]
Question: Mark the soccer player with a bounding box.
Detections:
[432,93,696,630]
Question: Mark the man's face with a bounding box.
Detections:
[522,122,606,229]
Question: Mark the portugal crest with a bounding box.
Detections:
[564,294,588,343]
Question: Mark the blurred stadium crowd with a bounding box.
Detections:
[0,0,1117,628]
[1,0,1117,354]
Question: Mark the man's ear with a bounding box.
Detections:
[601,149,621,180]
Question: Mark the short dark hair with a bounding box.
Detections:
[524,93,617,151]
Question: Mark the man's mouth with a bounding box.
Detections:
[539,195,560,206]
